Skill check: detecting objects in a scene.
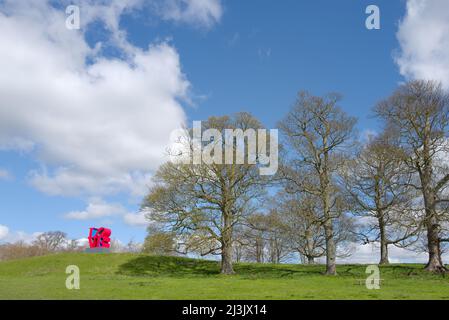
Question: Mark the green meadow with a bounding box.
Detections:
[0,253,448,300]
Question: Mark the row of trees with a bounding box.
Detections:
[230,196,355,265]
[143,80,449,275]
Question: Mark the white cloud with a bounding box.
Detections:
[0,225,9,240]
[64,198,149,228]
[123,211,149,227]
[396,0,449,89]
[1,230,43,244]
[29,169,152,198]
[64,197,127,220]
[155,0,223,28]
[74,0,223,32]
[0,1,191,197]
[337,242,445,264]
[72,237,89,247]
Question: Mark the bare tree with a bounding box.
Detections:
[340,131,419,264]
[109,239,125,253]
[237,214,267,263]
[231,224,255,263]
[238,210,292,264]
[66,239,83,252]
[143,113,269,274]
[125,239,142,253]
[231,227,246,263]
[275,192,325,264]
[264,210,292,264]
[279,91,357,275]
[33,231,67,252]
[375,80,449,271]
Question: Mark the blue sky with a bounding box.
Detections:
[173,0,405,129]
[0,0,447,262]
[121,0,405,131]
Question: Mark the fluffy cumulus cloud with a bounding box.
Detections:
[0,229,43,244]
[64,198,149,227]
[0,0,224,232]
[0,225,9,240]
[396,0,449,89]
[123,211,149,227]
[64,197,128,220]
[0,0,225,197]
[75,238,89,247]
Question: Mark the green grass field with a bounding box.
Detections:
[0,253,448,299]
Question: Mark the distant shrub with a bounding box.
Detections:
[0,241,48,261]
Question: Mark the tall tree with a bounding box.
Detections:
[340,131,418,264]
[375,80,449,271]
[274,192,325,264]
[279,91,357,275]
[143,113,269,274]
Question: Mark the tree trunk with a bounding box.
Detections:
[420,167,445,272]
[424,214,445,272]
[324,220,337,275]
[255,236,264,263]
[323,178,337,275]
[379,241,389,265]
[438,240,445,267]
[221,244,234,274]
[420,131,445,272]
[221,212,235,274]
[378,215,389,265]
[305,230,315,265]
[234,245,241,263]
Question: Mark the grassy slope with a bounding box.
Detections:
[0,253,448,299]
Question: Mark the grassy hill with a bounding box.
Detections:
[0,253,448,299]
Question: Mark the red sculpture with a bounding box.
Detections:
[88,227,111,249]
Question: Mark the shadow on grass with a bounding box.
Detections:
[117,255,325,278]
[117,255,221,277]
[117,255,437,280]
[233,264,323,278]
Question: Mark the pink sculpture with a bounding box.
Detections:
[88,227,111,249]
